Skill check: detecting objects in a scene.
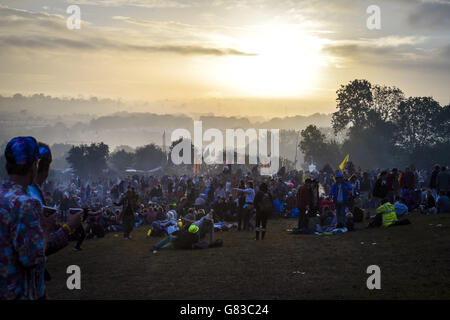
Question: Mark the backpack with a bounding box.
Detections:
[260,193,273,212]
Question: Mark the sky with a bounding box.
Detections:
[0,0,449,117]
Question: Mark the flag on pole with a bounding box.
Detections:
[339,154,349,171]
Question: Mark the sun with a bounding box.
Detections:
[212,24,325,98]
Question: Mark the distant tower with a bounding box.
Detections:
[294,130,300,170]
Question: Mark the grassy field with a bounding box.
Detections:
[46,212,450,300]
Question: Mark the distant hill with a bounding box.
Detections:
[0,93,333,149]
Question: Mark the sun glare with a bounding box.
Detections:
[213,24,325,98]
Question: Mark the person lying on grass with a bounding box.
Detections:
[152,212,216,253]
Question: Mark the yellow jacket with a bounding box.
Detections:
[376,202,398,227]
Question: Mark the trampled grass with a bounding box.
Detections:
[46,212,450,300]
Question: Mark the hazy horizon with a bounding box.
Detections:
[0,92,339,118]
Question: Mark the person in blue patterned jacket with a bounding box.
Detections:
[0,136,54,299]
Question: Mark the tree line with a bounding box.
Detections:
[300,79,449,170]
[63,143,167,179]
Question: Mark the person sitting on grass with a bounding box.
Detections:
[150,210,180,237]
[367,198,411,228]
[320,206,336,230]
[345,210,355,231]
[437,191,450,213]
[394,196,409,217]
[419,190,437,215]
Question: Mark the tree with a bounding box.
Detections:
[332,79,404,133]
[372,85,405,122]
[134,143,166,170]
[332,79,373,133]
[113,145,134,153]
[66,145,86,177]
[330,79,408,168]
[66,143,109,178]
[300,125,326,163]
[110,149,135,172]
[300,125,342,168]
[342,123,398,169]
[392,97,442,151]
[434,103,450,144]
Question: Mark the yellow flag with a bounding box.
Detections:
[339,154,349,171]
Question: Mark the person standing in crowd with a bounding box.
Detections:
[0,137,55,300]
[429,165,441,198]
[400,167,416,209]
[234,181,255,232]
[115,186,138,239]
[348,174,359,210]
[72,211,87,251]
[359,172,372,209]
[372,171,389,209]
[437,166,449,196]
[253,182,273,240]
[387,168,400,203]
[296,178,312,232]
[310,179,320,215]
[329,173,352,227]
[215,183,226,199]
[236,180,246,231]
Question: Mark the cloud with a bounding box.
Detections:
[322,36,428,60]
[0,35,256,56]
[0,7,255,56]
[407,0,450,29]
[66,0,190,9]
[323,36,450,71]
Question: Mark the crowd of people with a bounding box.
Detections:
[1,135,449,299]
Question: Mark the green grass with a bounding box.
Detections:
[46,212,450,300]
